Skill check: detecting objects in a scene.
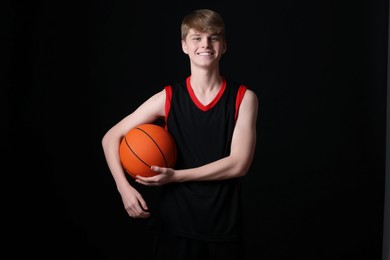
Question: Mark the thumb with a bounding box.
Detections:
[136,194,149,211]
[151,166,161,172]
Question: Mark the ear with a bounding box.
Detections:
[221,42,227,54]
[182,40,188,54]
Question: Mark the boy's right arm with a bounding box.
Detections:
[101,89,166,218]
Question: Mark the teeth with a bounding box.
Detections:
[198,52,212,56]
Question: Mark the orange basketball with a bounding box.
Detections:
[119,124,177,179]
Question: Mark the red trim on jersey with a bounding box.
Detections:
[164,85,172,130]
[186,76,227,112]
[235,85,247,122]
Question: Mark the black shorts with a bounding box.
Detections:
[153,231,245,260]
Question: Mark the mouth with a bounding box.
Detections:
[197,51,214,56]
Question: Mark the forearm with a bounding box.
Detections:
[174,154,252,182]
[102,132,133,194]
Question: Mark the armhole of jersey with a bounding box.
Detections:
[235,85,247,122]
[164,85,172,130]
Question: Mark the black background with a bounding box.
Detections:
[3,0,389,259]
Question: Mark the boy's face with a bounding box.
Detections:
[182,29,226,69]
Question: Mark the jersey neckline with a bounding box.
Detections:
[186,76,226,112]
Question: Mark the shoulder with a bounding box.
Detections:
[240,88,258,111]
[243,88,258,100]
[243,88,259,105]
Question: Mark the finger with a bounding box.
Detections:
[129,204,150,218]
[150,166,161,172]
[136,179,160,186]
[134,204,151,218]
[126,207,137,218]
[130,211,150,219]
[126,198,148,217]
[136,194,149,211]
[136,175,157,182]
[138,211,151,218]
[136,176,162,186]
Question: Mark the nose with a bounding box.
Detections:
[200,37,210,47]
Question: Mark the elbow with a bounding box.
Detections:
[102,130,124,154]
[101,131,113,151]
[230,154,253,178]
[232,162,250,178]
[238,170,248,178]
[236,167,248,178]
[101,133,108,150]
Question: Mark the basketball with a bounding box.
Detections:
[119,123,177,179]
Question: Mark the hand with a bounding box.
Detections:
[135,166,175,186]
[120,185,150,218]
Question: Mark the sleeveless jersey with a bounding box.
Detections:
[159,76,247,242]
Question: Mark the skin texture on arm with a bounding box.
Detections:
[101,90,166,218]
[135,89,259,186]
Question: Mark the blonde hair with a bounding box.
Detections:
[181,9,225,41]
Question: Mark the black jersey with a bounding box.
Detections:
[157,76,247,242]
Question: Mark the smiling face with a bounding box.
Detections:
[182,29,226,69]
[180,9,227,71]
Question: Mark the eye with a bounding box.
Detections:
[210,36,220,41]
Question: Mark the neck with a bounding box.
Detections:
[189,71,222,93]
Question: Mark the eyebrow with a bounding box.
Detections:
[188,32,218,37]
